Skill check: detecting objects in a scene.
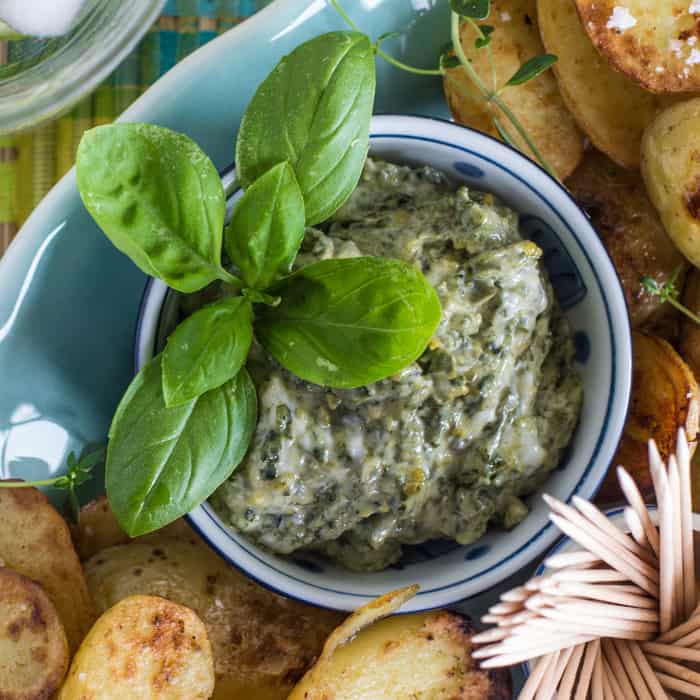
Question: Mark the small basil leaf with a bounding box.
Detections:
[236,31,376,226]
[162,297,253,407]
[77,123,229,293]
[505,54,557,86]
[450,0,490,19]
[107,355,257,536]
[224,161,305,289]
[475,24,494,48]
[255,257,442,388]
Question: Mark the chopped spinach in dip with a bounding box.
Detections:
[210,159,583,571]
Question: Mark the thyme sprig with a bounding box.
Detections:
[330,0,559,180]
[641,269,700,326]
[0,447,105,522]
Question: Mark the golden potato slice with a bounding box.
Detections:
[642,98,700,269]
[289,608,511,700]
[538,0,672,168]
[566,149,685,328]
[85,535,343,700]
[58,595,214,700]
[318,584,418,660]
[681,267,700,378]
[444,0,584,179]
[0,486,93,652]
[71,496,130,561]
[574,0,700,93]
[0,567,69,700]
[72,495,193,561]
[598,332,700,503]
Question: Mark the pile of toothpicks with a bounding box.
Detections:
[473,429,700,699]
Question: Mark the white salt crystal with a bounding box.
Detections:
[606,6,637,32]
[0,0,90,37]
[687,47,700,65]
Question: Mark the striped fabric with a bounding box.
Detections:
[0,0,269,256]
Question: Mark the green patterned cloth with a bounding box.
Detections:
[0,0,269,255]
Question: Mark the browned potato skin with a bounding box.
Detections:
[537,0,674,169]
[81,512,343,700]
[71,495,130,560]
[597,332,700,504]
[681,267,700,380]
[444,0,583,179]
[289,610,511,700]
[574,0,700,93]
[0,485,93,652]
[71,494,192,561]
[58,595,215,700]
[0,567,69,700]
[679,268,700,512]
[566,149,685,329]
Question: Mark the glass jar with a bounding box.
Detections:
[0,0,164,133]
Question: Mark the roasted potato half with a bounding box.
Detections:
[85,532,343,700]
[444,0,583,179]
[0,485,93,652]
[642,98,700,269]
[0,567,69,700]
[680,270,700,514]
[598,332,700,503]
[58,595,214,700]
[537,0,672,169]
[574,0,700,93]
[681,267,700,380]
[71,495,130,560]
[72,495,192,561]
[289,608,511,700]
[566,150,685,328]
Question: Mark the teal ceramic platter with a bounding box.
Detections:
[0,0,451,498]
[0,2,573,690]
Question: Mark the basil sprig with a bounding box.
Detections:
[162,296,253,407]
[107,356,257,537]
[76,30,441,535]
[256,258,442,388]
[236,31,376,226]
[224,161,305,289]
[77,124,239,293]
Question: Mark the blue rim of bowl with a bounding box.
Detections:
[133,115,632,609]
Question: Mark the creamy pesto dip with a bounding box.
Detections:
[210,159,583,571]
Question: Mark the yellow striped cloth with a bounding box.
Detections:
[0,0,267,256]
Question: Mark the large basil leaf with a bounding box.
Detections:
[224,161,305,289]
[255,257,442,388]
[107,355,257,536]
[236,31,376,226]
[162,296,253,407]
[77,123,233,293]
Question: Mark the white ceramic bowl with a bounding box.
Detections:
[134,114,632,612]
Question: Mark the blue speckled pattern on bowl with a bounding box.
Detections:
[134,115,632,613]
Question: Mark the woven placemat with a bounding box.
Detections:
[0,0,269,256]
